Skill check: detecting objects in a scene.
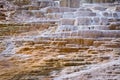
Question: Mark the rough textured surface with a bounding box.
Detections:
[0,0,120,80]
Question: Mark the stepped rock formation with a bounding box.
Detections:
[0,0,120,80]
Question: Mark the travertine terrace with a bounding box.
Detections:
[0,0,120,80]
